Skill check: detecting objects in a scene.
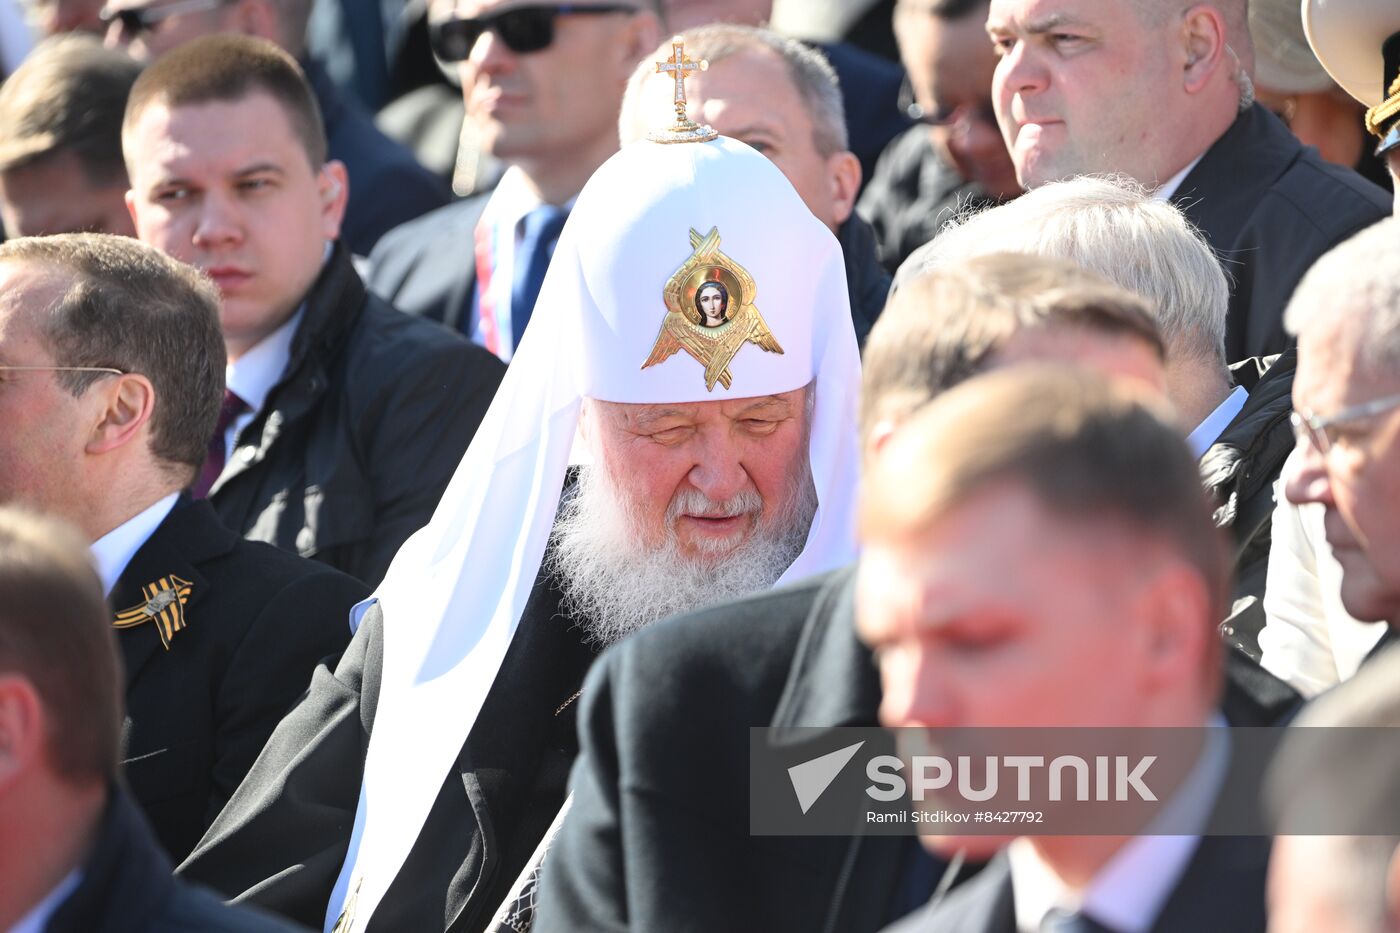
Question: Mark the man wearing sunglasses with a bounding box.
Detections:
[366,0,661,360]
[1283,218,1400,638]
[102,0,450,255]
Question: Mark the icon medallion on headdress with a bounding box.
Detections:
[642,226,783,391]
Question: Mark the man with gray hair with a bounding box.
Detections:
[1282,218,1400,640]
[905,176,1298,639]
[620,24,890,342]
[0,34,140,238]
[102,0,449,254]
[986,0,1390,359]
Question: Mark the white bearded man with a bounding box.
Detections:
[177,46,861,933]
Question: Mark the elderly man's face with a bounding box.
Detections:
[102,0,243,62]
[585,387,810,561]
[895,2,1020,200]
[986,0,1178,188]
[0,262,96,517]
[453,0,644,165]
[1286,312,1400,623]
[124,91,346,360]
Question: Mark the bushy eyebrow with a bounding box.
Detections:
[986,11,1087,35]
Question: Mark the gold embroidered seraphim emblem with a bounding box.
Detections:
[642,226,783,391]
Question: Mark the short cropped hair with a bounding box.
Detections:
[0,34,142,185]
[909,176,1230,369]
[0,507,121,783]
[861,367,1229,620]
[0,234,225,482]
[862,252,1164,439]
[123,35,326,170]
[1284,217,1400,377]
[621,25,847,155]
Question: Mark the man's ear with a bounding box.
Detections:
[319,160,349,242]
[0,676,44,793]
[235,0,284,44]
[85,373,156,457]
[614,10,663,80]
[124,188,140,237]
[826,151,862,227]
[1180,4,1228,95]
[1133,555,1214,699]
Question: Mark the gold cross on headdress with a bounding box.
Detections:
[647,36,719,144]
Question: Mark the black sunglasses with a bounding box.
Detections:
[100,0,233,35]
[430,4,637,61]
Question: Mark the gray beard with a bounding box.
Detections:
[548,464,818,649]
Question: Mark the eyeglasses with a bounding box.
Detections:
[100,0,233,35]
[898,78,998,138]
[0,365,125,383]
[1291,392,1400,455]
[429,4,637,61]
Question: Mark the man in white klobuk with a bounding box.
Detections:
[178,51,862,933]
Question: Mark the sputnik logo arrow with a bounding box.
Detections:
[787,741,865,814]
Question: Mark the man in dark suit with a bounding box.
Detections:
[0,506,306,932]
[534,257,1296,933]
[103,0,449,254]
[0,232,367,863]
[123,36,504,586]
[986,0,1390,360]
[366,0,662,359]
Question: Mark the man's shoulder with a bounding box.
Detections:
[1264,149,1392,236]
[882,855,1012,933]
[348,290,505,379]
[368,193,494,268]
[159,881,308,932]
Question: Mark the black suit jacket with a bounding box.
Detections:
[46,787,306,933]
[114,498,368,862]
[364,193,490,334]
[208,244,504,586]
[534,567,1299,933]
[1173,104,1390,361]
[881,833,1270,933]
[180,565,598,933]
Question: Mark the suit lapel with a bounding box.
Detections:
[110,500,237,688]
[1151,834,1269,932]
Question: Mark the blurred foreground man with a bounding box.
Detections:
[0,35,140,238]
[181,61,861,933]
[620,25,890,342]
[867,369,1266,933]
[987,0,1389,358]
[0,507,302,932]
[0,233,365,861]
[123,37,503,586]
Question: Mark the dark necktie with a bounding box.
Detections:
[509,205,569,351]
[1042,908,1118,933]
[193,389,249,499]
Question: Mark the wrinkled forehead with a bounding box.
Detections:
[585,387,811,426]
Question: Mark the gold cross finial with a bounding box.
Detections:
[647,36,719,144]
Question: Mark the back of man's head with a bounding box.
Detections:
[862,251,1165,442]
[0,34,141,236]
[123,34,327,173]
[0,234,225,487]
[0,506,121,787]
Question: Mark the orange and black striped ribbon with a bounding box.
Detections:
[112,575,193,650]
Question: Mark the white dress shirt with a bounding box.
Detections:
[89,494,180,597]
[470,167,576,361]
[223,305,305,460]
[1008,716,1229,933]
[1153,155,1205,202]
[6,870,82,933]
[1187,384,1249,456]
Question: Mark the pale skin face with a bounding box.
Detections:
[102,0,250,62]
[669,48,862,232]
[1268,836,1380,933]
[894,1,1021,200]
[698,285,725,323]
[0,154,135,238]
[582,387,809,562]
[1286,313,1400,623]
[986,0,1221,188]
[856,480,1212,860]
[124,92,348,360]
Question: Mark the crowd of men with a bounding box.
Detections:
[0,0,1399,930]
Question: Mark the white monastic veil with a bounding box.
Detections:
[326,136,863,930]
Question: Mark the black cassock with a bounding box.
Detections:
[179,565,598,933]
